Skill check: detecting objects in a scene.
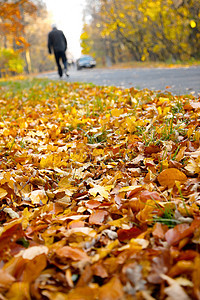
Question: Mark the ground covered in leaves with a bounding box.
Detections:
[0,78,200,300]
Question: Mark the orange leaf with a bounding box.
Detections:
[140,190,163,202]
[85,199,101,209]
[152,223,168,239]
[157,168,187,188]
[168,260,194,277]
[165,224,192,246]
[92,262,108,278]
[0,269,15,290]
[89,210,108,225]
[56,246,89,261]
[99,276,124,300]
[67,286,98,300]
[67,220,85,229]
[22,254,47,283]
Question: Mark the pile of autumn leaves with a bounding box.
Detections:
[0,78,200,300]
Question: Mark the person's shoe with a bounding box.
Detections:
[64,68,69,77]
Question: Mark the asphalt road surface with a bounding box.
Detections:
[38,66,200,96]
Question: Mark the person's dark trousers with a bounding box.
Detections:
[54,51,67,77]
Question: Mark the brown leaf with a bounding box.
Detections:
[144,144,161,155]
[117,227,142,242]
[158,168,187,188]
[0,220,25,255]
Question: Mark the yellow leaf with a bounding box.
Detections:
[157,106,162,115]
[22,207,33,229]
[6,282,31,300]
[118,185,142,192]
[111,108,124,117]
[29,190,48,204]
[0,188,7,199]
[92,148,104,156]
[136,199,155,223]
[190,20,196,28]
[108,216,129,227]
[89,185,109,199]
[40,155,54,168]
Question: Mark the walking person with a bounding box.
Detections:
[48,24,69,78]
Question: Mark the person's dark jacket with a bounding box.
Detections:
[48,28,67,54]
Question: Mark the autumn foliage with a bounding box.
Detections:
[0,78,200,299]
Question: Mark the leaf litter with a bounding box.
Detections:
[0,78,200,299]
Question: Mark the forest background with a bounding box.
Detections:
[0,0,200,77]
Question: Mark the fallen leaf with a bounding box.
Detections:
[158,168,187,188]
[89,210,108,225]
[117,227,142,242]
[98,276,124,300]
[161,274,191,300]
[56,246,89,261]
[0,188,7,199]
[165,223,192,246]
[0,269,15,290]
[89,185,109,199]
[29,190,48,204]
[21,245,49,260]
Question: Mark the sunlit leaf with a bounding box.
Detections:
[158,168,187,188]
[56,246,89,261]
[99,276,124,300]
[0,188,8,199]
[89,185,109,199]
[89,210,108,225]
[29,190,48,204]
[21,245,48,260]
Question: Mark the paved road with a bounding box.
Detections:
[38,66,200,96]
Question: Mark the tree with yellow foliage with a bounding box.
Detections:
[82,0,200,63]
